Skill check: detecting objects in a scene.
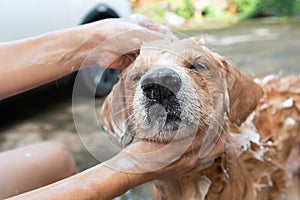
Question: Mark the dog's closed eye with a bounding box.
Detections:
[131,72,143,82]
[188,63,208,71]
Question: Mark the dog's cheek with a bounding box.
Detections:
[190,72,212,108]
[99,79,128,140]
[184,71,213,125]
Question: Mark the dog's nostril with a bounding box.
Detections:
[140,68,182,99]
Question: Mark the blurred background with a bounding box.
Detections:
[131,0,300,27]
[0,0,299,199]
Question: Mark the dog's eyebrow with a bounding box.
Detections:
[180,50,206,60]
[180,53,208,67]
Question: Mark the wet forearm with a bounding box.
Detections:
[9,163,151,200]
[0,16,172,99]
[0,25,101,99]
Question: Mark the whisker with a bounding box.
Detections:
[123,109,138,124]
[111,105,134,117]
[113,95,136,98]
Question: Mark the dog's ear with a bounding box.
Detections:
[221,59,263,125]
[99,72,130,142]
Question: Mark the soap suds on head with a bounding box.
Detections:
[254,74,277,85]
[285,117,296,127]
[281,97,294,109]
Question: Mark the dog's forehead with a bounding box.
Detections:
[139,39,206,61]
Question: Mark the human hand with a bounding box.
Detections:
[106,131,225,180]
[79,14,177,69]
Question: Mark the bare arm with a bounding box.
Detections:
[0,28,90,99]
[8,163,149,200]
[8,135,225,200]
[0,15,174,99]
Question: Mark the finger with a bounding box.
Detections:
[128,14,156,28]
[128,14,178,41]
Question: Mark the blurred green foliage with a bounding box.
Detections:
[202,4,235,20]
[134,0,195,23]
[132,0,300,26]
[167,0,195,19]
[231,0,260,19]
[148,2,165,23]
[232,0,297,19]
[294,0,300,13]
[262,0,296,16]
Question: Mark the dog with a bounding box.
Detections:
[99,38,300,199]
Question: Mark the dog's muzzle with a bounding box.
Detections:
[140,68,182,131]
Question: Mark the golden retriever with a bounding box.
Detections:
[100,38,300,200]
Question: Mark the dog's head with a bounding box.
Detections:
[99,38,263,146]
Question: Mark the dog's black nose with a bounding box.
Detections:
[141,68,181,100]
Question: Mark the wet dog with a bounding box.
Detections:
[100,38,300,199]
